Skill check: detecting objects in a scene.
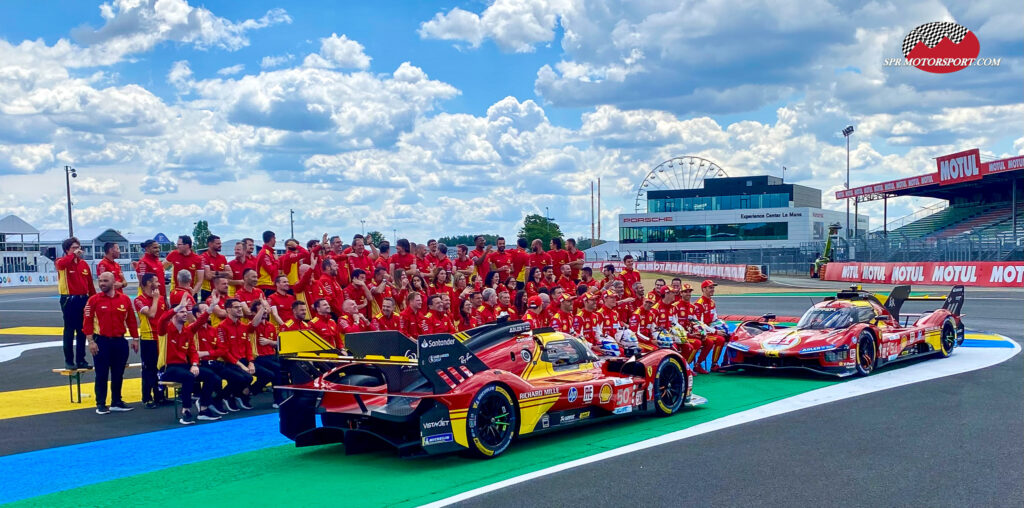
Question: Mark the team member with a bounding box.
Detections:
[618,255,641,298]
[309,258,346,316]
[509,238,530,289]
[308,299,343,348]
[572,293,602,351]
[372,297,402,332]
[420,295,455,334]
[453,244,474,278]
[165,235,204,295]
[488,237,514,282]
[200,235,230,300]
[344,234,379,275]
[56,237,95,369]
[556,264,576,294]
[477,289,498,323]
[522,296,544,328]
[157,302,221,423]
[338,299,374,335]
[169,270,196,310]
[651,286,702,367]
[268,274,297,325]
[389,239,417,279]
[596,290,624,337]
[344,269,374,313]
[278,238,307,287]
[629,295,659,349]
[455,298,479,331]
[136,239,166,298]
[693,280,727,372]
[540,266,558,292]
[600,264,617,290]
[193,307,228,414]
[234,268,263,312]
[548,237,569,275]
[134,273,169,408]
[495,290,518,320]
[95,242,126,293]
[468,236,492,279]
[250,302,285,407]
[256,231,279,294]
[203,276,230,327]
[213,298,266,410]
[565,238,586,281]
[548,293,575,333]
[226,242,250,296]
[400,292,425,338]
[674,283,713,368]
[84,272,139,414]
[282,301,313,331]
[528,239,552,271]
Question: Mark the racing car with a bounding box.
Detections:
[275,321,702,458]
[721,285,965,377]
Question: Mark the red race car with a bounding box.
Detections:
[722,285,965,377]
[276,321,702,458]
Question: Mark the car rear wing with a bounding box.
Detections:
[883,285,964,323]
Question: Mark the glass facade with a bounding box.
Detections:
[620,222,788,244]
[647,193,789,212]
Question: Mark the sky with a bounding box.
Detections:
[0,0,1021,243]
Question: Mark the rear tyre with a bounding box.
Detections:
[654,357,686,416]
[855,331,876,376]
[466,384,517,459]
[938,320,957,358]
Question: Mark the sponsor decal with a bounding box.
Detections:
[458,352,472,365]
[583,385,594,403]
[634,391,643,406]
[580,411,590,420]
[760,333,801,352]
[612,406,632,415]
[507,323,530,334]
[422,433,454,446]
[541,414,550,429]
[520,349,532,362]
[561,414,576,423]
[519,387,561,400]
[646,366,653,377]
[647,383,653,400]
[899,22,982,74]
[824,262,1024,288]
[427,353,450,364]
[599,384,613,403]
[567,387,578,403]
[616,387,633,406]
[421,337,457,348]
[938,149,982,185]
[799,345,836,354]
[612,377,632,386]
[423,419,450,429]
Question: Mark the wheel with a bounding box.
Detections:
[938,320,957,358]
[466,384,517,458]
[855,331,876,376]
[654,357,686,416]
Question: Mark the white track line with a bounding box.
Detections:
[423,337,1020,507]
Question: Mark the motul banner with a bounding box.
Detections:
[583,261,750,282]
[822,262,1024,287]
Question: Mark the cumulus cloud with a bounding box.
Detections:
[419,0,568,52]
[140,174,179,194]
[217,63,245,76]
[260,53,294,68]
[302,33,371,69]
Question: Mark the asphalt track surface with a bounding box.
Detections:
[0,285,1021,506]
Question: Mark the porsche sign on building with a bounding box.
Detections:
[620,175,867,257]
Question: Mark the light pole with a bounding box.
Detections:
[360,219,366,236]
[289,209,295,239]
[392,228,397,242]
[64,165,77,237]
[842,126,854,238]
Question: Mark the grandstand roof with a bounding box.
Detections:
[837,150,1024,202]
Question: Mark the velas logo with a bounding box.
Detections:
[901,21,979,73]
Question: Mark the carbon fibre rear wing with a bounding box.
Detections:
[884,284,965,323]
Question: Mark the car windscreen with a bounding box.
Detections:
[797,306,873,330]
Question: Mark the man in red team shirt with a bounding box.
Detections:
[311,258,346,317]
[134,273,169,407]
[226,242,249,297]
[528,239,552,271]
[200,235,230,300]
[522,296,544,328]
[165,235,204,295]
[309,299,342,348]
[629,295,659,351]
[249,301,285,407]
[344,234,379,276]
[572,293,602,351]
[234,269,263,315]
[156,301,223,423]
[693,279,727,372]
[477,289,498,323]
[136,239,165,299]
[255,231,279,295]
[84,272,139,414]
[372,297,403,332]
[489,237,514,282]
[565,238,586,281]
[268,274,297,326]
[400,292,425,339]
[431,241,453,272]
[469,235,492,280]
[420,295,455,334]
[579,267,599,289]
[338,299,374,335]
[548,293,576,333]
[213,298,267,410]
[618,255,641,298]
[548,237,570,276]
[95,242,126,293]
[453,244,474,278]
[511,238,531,289]
[169,270,197,311]
[57,238,96,369]
[345,269,374,314]
[556,264,576,294]
[278,239,307,287]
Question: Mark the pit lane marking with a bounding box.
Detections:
[424,335,1020,507]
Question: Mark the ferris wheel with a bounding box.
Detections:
[633,156,728,212]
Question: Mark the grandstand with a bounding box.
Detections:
[890,203,1018,240]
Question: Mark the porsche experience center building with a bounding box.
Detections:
[619,173,866,260]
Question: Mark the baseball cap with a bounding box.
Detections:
[644,294,657,304]
[602,290,617,299]
[528,296,542,308]
[583,291,600,302]
[655,286,671,296]
[560,292,576,303]
[682,283,694,292]
[701,279,717,289]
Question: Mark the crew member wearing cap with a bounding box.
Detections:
[84,272,139,414]
[548,293,575,333]
[675,283,715,372]
[523,296,544,328]
[693,279,727,371]
[629,295,659,351]
[572,292,602,350]
[596,290,623,335]
[651,286,702,366]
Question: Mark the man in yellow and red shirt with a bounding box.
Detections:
[693,279,727,372]
[510,238,531,289]
[420,295,455,335]
[278,238,308,287]
[135,239,166,299]
[226,241,250,297]
[255,231,279,295]
[469,235,492,280]
[84,272,139,413]
[134,273,169,407]
[57,237,95,369]
[548,293,575,333]
[95,242,126,294]
[200,235,230,300]
[618,255,641,299]
[165,235,204,295]
[372,297,403,332]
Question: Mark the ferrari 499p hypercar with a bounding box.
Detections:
[722,285,965,377]
[276,321,704,458]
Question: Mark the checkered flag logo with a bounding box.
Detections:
[902,21,970,58]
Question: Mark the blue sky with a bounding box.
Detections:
[0,0,1020,242]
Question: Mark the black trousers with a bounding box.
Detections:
[251,356,286,402]
[209,361,253,398]
[198,361,225,402]
[60,294,88,364]
[93,335,129,406]
[139,340,164,403]
[160,364,219,407]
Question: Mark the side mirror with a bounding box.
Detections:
[874,315,891,325]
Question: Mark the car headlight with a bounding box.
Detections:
[823,346,850,363]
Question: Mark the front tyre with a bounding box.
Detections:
[855,331,876,376]
[466,384,517,459]
[938,320,957,358]
[654,357,686,416]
